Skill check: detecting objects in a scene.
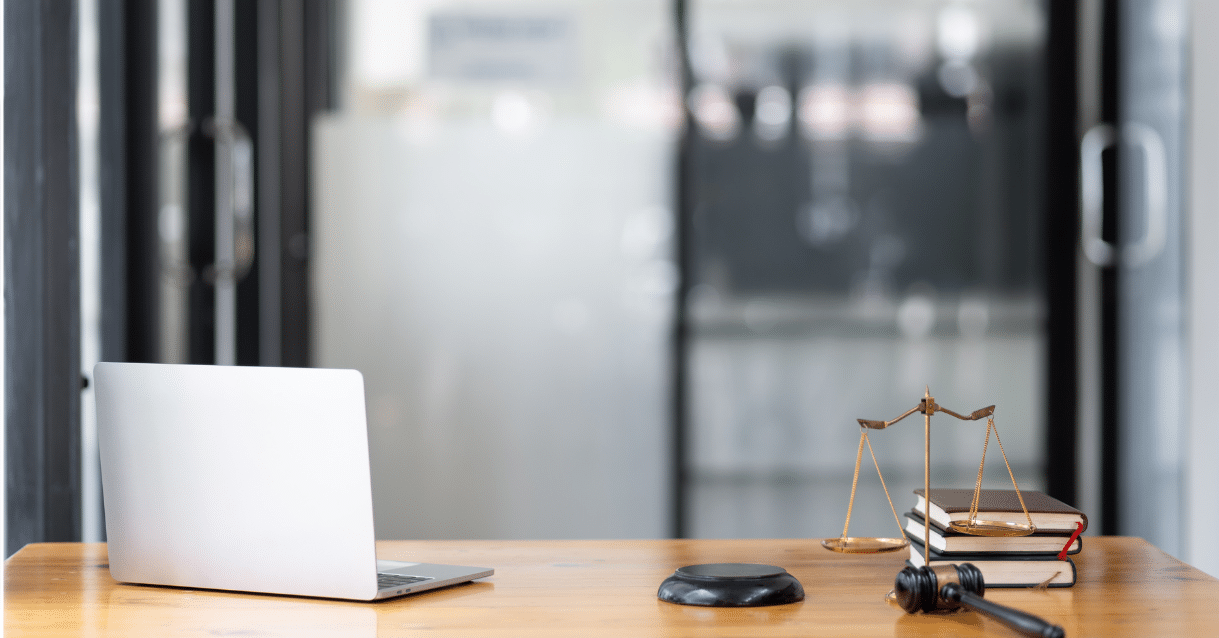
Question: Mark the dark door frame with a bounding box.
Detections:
[1042,0,1085,510]
[5,0,83,556]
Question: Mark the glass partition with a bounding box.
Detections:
[314,0,679,539]
[683,0,1048,539]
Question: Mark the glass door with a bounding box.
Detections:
[682,0,1051,539]
[1079,0,1187,553]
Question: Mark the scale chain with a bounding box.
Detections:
[864,431,907,540]
[968,418,992,525]
[841,429,906,546]
[967,415,1034,531]
[991,416,1035,530]
[842,430,867,539]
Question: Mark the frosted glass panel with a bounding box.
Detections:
[1116,0,1186,558]
[315,0,677,539]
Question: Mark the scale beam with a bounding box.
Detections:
[860,401,995,429]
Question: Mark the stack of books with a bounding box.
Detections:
[905,488,1087,588]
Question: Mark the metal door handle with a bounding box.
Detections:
[1121,122,1167,266]
[1079,122,1168,267]
[205,116,255,284]
[157,119,256,284]
[1080,123,1116,266]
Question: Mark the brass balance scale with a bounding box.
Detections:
[821,388,1036,563]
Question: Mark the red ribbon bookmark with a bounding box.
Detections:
[1058,522,1085,560]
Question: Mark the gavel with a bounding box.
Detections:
[894,563,1065,638]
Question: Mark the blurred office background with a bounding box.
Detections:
[8,0,1219,578]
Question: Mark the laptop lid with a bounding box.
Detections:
[96,363,382,600]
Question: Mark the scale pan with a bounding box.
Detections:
[946,519,1035,537]
[821,537,910,553]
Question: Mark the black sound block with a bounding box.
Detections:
[657,563,805,607]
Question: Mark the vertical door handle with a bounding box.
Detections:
[158,124,193,285]
[161,119,256,285]
[207,116,252,367]
[206,116,255,284]
[1079,122,1168,268]
[1080,123,1116,267]
[1120,122,1167,267]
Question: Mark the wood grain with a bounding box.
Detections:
[6,538,1218,637]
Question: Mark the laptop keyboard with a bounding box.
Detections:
[378,573,432,589]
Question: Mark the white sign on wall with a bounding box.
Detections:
[428,12,578,84]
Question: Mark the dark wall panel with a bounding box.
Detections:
[5,0,83,555]
[279,0,336,367]
[122,0,160,364]
[1041,0,1081,510]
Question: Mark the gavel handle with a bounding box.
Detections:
[940,583,1065,638]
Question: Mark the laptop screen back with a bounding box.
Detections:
[95,363,380,600]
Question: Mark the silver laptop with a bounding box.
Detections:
[95,362,493,601]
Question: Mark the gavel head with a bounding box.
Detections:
[894,563,985,613]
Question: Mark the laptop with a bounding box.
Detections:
[94,362,493,601]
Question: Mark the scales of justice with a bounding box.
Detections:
[821,387,1036,563]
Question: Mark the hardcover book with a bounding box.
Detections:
[913,488,1088,534]
[905,537,1077,588]
[905,511,1082,556]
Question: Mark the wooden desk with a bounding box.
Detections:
[6,537,1218,637]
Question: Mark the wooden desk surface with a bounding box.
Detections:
[6,537,1218,637]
